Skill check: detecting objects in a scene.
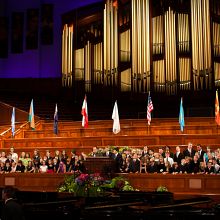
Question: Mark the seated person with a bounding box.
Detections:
[15,160,25,173]
[47,159,54,173]
[147,158,157,173]
[26,161,35,173]
[57,159,66,173]
[39,160,48,173]
[4,162,11,173]
[205,161,214,174]
[191,155,200,173]
[66,158,72,172]
[157,157,166,173]
[169,162,180,174]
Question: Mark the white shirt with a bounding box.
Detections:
[164,157,174,166]
[11,152,18,163]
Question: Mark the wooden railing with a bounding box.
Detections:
[1,173,220,196]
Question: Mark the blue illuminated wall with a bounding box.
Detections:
[0,0,102,78]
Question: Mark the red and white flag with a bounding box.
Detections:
[81,95,88,128]
[215,90,220,125]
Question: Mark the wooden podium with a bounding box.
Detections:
[83,157,116,174]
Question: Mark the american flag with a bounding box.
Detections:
[147,92,153,125]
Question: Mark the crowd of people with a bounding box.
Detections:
[90,143,220,174]
[0,147,86,174]
[0,143,220,175]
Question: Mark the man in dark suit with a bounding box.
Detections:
[183,142,196,158]
[128,153,140,173]
[196,144,205,162]
[1,186,25,220]
[113,148,123,172]
[173,146,184,165]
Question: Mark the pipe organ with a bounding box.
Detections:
[212,0,220,87]
[104,0,118,87]
[131,0,151,93]
[191,0,212,90]
[177,13,191,91]
[62,0,220,96]
[62,24,73,87]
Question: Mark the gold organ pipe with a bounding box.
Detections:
[114,4,118,86]
[165,10,169,93]
[110,0,113,85]
[67,27,70,75]
[191,0,212,90]
[131,0,150,92]
[64,25,68,75]
[104,5,106,73]
[152,18,155,54]
[142,0,146,74]
[138,0,142,92]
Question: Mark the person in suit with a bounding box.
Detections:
[196,144,206,162]
[113,148,123,172]
[205,162,215,174]
[1,186,25,220]
[173,146,184,165]
[142,146,149,157]
[183,142,196,158]
[128,153,140,173]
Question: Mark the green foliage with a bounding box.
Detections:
[58,175,77,193]
[102,176,136,191]
[156,186,168,192]
[58,175,137,196]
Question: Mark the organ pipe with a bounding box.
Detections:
[94,43,103,84]
[85,40,92,92]
[191,0,212,90]
[164,7,177,95]
[131,0,150,93]
[62,24,73,87]
[104,0,118,87]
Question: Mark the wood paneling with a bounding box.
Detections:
[0,173,220,197]
[119,173,220,194]
[0,117,220,156]
[4,133,220,148]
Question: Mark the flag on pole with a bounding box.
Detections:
[112,101,120,134]
[179,97,185,132]
[215,90,220,125]
[81,95,88,128]
[54,103,58,134]
[147,91,153,125]
[28,99,35,130]
[11,107,15,137]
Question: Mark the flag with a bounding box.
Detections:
[28,99,35,130]
[11,107,15,137]
[112,101,120,134]
[215,90,220,125]
[81,95,88,128]
[147,91,153,125]
[179,97,185,132]
[54,103,58,134]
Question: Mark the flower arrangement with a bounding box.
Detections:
[102,176,137,191]
[156,185,168,192]
[58,173,105,197]
[58,174,137,196]
[88,148,106,157]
